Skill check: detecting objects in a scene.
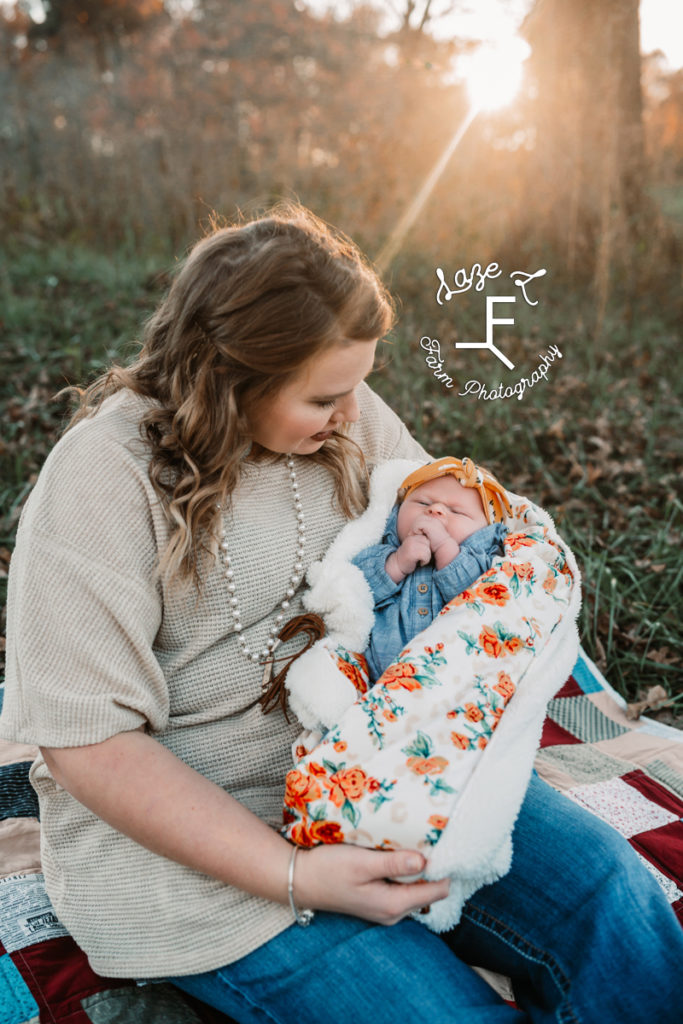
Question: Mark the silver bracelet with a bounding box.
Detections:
[288,846,315,927]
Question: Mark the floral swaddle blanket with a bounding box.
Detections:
[282,459,581,930]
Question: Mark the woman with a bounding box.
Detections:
[2,203,681,1024]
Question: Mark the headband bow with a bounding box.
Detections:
[399,456,512,525]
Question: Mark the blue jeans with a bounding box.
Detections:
[170,775,683,1023]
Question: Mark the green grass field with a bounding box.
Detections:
[1,238,681,718]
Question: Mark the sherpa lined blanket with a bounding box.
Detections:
[283,459,582,932]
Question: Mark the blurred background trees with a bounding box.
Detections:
[2,0,680,293]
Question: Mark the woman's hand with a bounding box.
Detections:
[295,843,450,925]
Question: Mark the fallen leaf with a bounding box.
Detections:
[626,685,671,720]
[646,647,678,666]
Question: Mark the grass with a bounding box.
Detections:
[0,239,166,528]
[1,236,681,718]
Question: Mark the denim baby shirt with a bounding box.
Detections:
[351,505,507,681]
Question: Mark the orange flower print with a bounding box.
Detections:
[543,573,557,593]
[477,736,489,750]
[407,755,448,775]
[308,761,329,778]
[356,651,370,674]
[464,702,485,722]
[491,705,504,725]
[451,732,470,750]
[326,766,369,806]
[493,672,516,703]
[383,709,398,722]
[337,656,368,694]
[428,815,449,830]
[479,625,504,658]
[476,581,510,607]
[503,636,524,655]
[505,532,536,551]
[294,744,308,760]
[284,770,322,813]
[516,562,534,581]
[333,741,348,753]
[308,820,345,845]
[366,777,382,793]
[453,588,476,605]
[382,662,422,691]
[500,561,515,578]
[436,643,444,650]
[289,820,314,847]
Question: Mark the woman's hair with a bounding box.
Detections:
[66,202,395,589]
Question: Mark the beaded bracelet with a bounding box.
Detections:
[288,846,315,927]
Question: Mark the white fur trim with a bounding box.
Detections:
[285,638,359,731]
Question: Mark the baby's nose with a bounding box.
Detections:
[427,503,446,517]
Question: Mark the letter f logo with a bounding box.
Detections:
[456,297,516,370]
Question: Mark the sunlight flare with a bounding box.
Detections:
[460,37,531,113]
[376,36,531,271]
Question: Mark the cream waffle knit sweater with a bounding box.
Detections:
[0,383,428,977]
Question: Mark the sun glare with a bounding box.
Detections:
[460,37,531,112]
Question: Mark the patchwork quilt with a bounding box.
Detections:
[535,649,683,924]
[1,668,681,1021]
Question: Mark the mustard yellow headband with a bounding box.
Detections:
[399,456,512,525]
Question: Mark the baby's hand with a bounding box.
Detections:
[412,514,450,549]
[385,534,432,582]
[412,515,461,569]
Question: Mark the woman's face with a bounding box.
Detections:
[246,339,378,455]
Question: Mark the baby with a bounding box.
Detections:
[351,457,511,681]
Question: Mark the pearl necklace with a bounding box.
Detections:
[218,455,305,665]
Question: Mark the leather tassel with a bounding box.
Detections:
[260,613,326,721]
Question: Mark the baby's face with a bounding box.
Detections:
[397,475,489,546]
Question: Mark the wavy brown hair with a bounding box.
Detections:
[66,203,395,589]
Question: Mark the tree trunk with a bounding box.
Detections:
[523,0,647,313]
